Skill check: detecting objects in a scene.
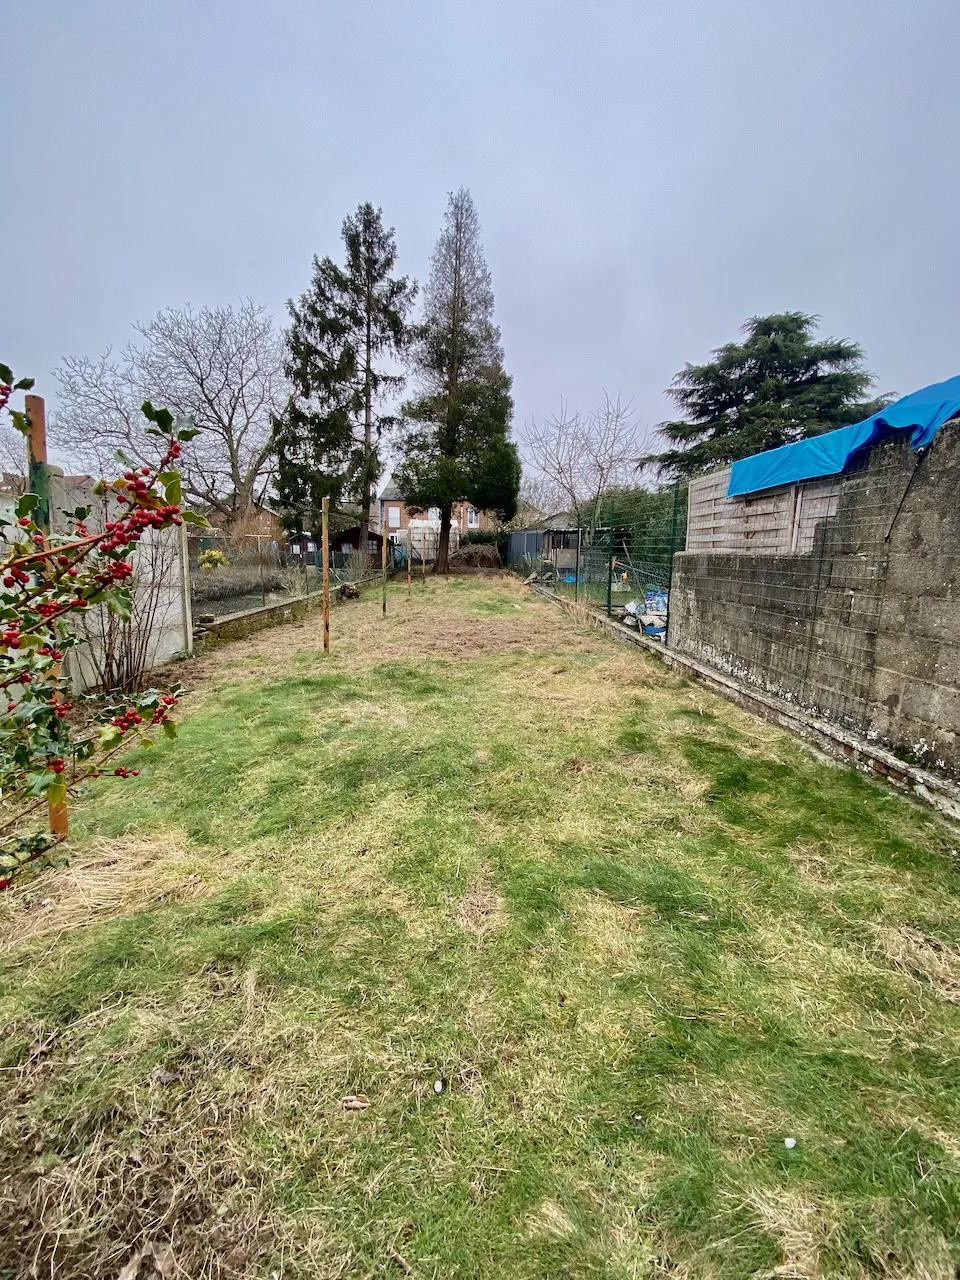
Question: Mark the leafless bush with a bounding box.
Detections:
[449,543,501,568]
[341,552,375,583]
[72,533,181,694]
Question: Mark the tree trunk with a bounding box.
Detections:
[232,481,257,529]
[361,304,373,536]
[434,504,453,574]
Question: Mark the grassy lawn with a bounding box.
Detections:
[2,575,959,1279]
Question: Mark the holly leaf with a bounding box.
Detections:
[0,364,12,385]
[162,720,178,740]
[10,411,28,436]
[141,400,156,421]
[98,725,123,749]
[159,472,182,505]
[181,511,210,527]
[103,587,132,620]
[15,494,39,519]
[25,770,54,796]
[153,407,173,433]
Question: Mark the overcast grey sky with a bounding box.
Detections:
[4,0,958,460]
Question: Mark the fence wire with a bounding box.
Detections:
[507,485,686,641]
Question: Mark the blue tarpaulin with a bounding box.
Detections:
[727,374,960,498]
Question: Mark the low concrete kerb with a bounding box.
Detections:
[531,585,960,825]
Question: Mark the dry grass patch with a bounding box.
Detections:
[747,1188,823,1278]
[0,835,206,953]
[527,1197,577,1240]
[455,879,506,934]
[873,924,960,1003]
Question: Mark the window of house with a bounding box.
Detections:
[388,505,401,529]
[467,507,479,528]
[427,507,440,522]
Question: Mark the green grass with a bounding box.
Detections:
[1,575,959,1279]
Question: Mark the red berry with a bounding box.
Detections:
[3,577,14,588]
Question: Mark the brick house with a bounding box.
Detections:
[377,482,495,537]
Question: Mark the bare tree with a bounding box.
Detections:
[0,425,27,480]
[498,474,562,531]
[51,300,287,526]
[521,391,646,535]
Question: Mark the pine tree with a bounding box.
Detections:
[395,188,520,572]
[646,313,890,480]
[273,203,415,539]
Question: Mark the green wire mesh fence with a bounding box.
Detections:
[507,484,687,640]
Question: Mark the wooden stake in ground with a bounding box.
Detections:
[25,395,67,840]
[406,525,412,596]
[321,496,330,653]
[381,526,388,617]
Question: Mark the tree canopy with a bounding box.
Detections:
[273,203,415,537]
[646,312,890,480]
[395,189,519,571]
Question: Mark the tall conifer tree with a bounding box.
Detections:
[646,313,889,479]
[395,188,519,572]
[274,203,415,537]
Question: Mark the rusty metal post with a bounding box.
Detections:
[25,396,67,838]
[25,394,51,531]
[381,525,388,617]
[321,497,330,653]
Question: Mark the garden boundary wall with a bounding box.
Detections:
[669,420,960,783]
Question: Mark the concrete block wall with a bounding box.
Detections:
[669,422,960,780]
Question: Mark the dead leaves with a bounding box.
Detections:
[116,1240,176,1280]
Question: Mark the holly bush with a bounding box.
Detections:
[0,363,207,888]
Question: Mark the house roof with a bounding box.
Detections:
[330,525,384,546]
[379,482,402,501]
[542,510,579,530]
